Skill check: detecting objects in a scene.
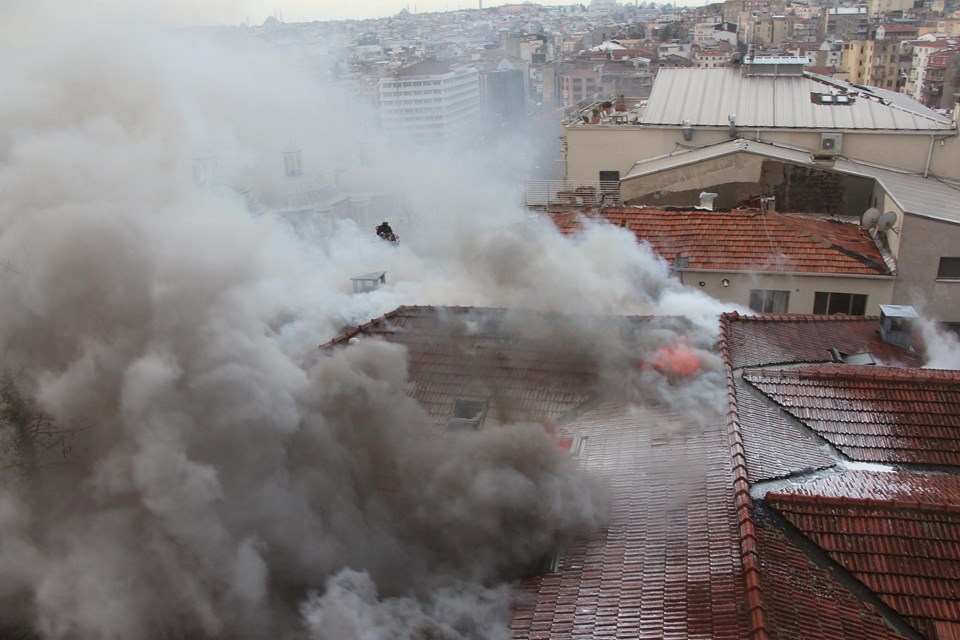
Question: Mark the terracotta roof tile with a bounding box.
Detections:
[734,376,836,481]
[322,306,598,428]
[512,400,749,640]
[753,516,911,640]
[718,311,960,640]
[551,207,891,276]
[743,365,960,466]
[767,492,960,639]
[720,313,925,370]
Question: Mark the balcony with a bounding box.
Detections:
[524,180,621,210]
[562,97,647,127]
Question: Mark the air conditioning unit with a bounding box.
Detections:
[817,132,843,157]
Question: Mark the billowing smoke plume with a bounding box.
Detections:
[920,318,960,369]
[0,15,735,640]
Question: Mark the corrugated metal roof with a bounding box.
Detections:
[622,139,960,224]
[641,67,955,131]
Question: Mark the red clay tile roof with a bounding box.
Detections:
[771,469,960,505]
[550,207,891,276]
[753,517,912,640]
[733,376,835,481]
[325,307,751,639]
[743,365,960,466]
[721,312,925,370]
[322,306,599,428]
[766,492,960,639]
[717,312,958,640]
[512,399,749,640]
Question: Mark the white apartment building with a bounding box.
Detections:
[378,59,481,150]
[905,37,959,101]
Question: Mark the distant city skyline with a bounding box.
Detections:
[187,0,691,26]
[170,0,579,25]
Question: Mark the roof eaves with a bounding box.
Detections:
[719,311,769,640]
[318,306,410,349]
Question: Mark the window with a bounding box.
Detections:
[749,289,790,313]
[447,398,488,431]
[813,292,867,315]
[937,257,960,280]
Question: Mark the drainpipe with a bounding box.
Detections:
[924,134,935,178]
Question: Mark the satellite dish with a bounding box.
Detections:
[860,207,882,229]
[877,210,897,232]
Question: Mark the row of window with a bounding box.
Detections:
[748,289,868,315]
[745,258,960,314]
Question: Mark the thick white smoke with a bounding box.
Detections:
[0,16,735,640]
[920,318,960,369]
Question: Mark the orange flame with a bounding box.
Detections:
[649,341,703,378]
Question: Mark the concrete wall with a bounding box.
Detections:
[891,212,960,324]
[563,126,960,183]
[675,269,895,314]
[620,156,875,215]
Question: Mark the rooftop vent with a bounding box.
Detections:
[350,271,386,294]
[878,304,919,350]
[699,192,718,210]
[743,55,808,76]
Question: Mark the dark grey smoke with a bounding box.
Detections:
[0,16,734,640]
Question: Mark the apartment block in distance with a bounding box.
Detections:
[378,58,481,150]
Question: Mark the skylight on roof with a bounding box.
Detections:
[811,91,856,105]
[447,398,488,431]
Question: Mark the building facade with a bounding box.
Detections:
[378,58,481,149]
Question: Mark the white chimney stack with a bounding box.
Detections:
[699,192,718,210]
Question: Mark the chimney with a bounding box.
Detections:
[699,192,718,210]
[878,304,919,350]
[283,147,303,177]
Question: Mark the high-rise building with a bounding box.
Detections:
[378,58,481,149]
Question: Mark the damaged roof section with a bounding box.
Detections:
[323,306,748,639]
[323,307,959,639]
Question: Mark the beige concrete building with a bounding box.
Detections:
[609,139,960,324]
[550,205,896,315]
[561,62,960,185]
[840,39,903,89]
[868,0,915,19]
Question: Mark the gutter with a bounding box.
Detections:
[673,267,894,279]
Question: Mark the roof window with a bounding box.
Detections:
[447,398,488,431]
[558,435,588,457]
[811,91,856,105]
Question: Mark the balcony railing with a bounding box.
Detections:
[524,180,621,209]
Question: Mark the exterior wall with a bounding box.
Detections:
[379,68,481,149]
[868,0,914,19]
[674,269,895,314]
[841,39,902,89]
[562,126,960,182]
[891,212,960,323]
[620,156,874,215]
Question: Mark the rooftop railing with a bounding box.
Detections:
[524,180,621,209]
